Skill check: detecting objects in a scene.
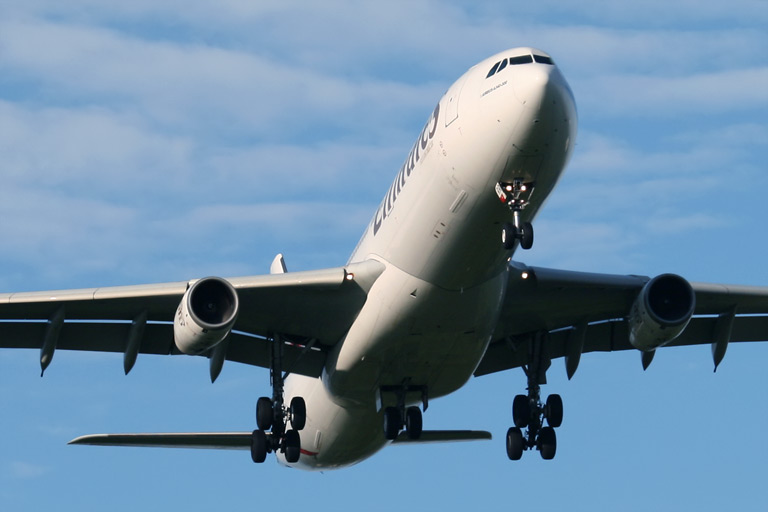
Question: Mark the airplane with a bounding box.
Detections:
[2,46,768,470]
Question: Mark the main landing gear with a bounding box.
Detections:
[251,333,306,464]
[381,384,426,441]
[497,179,535,250]
[506,333,564,461]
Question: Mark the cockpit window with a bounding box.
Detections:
[508,55,534,65]
[486,53,552,79]
[486,61,501,78]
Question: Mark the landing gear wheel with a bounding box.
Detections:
[283,429,301,463]
[290,396,307,431]
[506,427,524,460]
[520,222,534,250]
[251,430,268,463]
[383,407,402,440]
[502,223,516,250]
[538,427,557,460]
[545,394,563,428]
[256,397,273,431]
[405,406,423,440]
[512,394,530,428]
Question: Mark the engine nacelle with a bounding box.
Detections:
[174,277,239,355]
[628,274,695,352]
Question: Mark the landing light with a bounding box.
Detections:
[521,272,529,280]
[345,273,355,281]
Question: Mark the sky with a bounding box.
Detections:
[1,1,767,510]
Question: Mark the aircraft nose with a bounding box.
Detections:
[506,63,577,156]
[512,65,556,110]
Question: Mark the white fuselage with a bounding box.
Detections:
[280,47,577,469]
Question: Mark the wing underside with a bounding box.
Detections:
[476,263,768,377]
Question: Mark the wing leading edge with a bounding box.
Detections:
[476,262,768,377]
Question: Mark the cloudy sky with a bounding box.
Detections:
[1,1,767,510]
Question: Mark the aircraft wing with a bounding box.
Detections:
[476,262,768,377]
[0,259,385,379]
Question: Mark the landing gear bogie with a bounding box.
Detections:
[250,333,306,464]
[506,333,564,461]
[380,385,427,441]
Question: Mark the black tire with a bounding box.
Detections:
[502,223,516,250]
[383,407,402,440]
[251,429,268,463]
[284,429,301,463]
[405,406,423,440]
[512,394,530,428]
[520,222,534,250]
[256,397,273,431]
[538,426,556,460]
[546,394,563,428]
[290,396,307,431]
[506,427,524,460]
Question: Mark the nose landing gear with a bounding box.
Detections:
[497,179,535,250]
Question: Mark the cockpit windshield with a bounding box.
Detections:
[486,51,553,78]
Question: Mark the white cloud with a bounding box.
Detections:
[8,461,50,479]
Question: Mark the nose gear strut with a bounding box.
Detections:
[497,179,535,250]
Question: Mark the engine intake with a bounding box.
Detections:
[174,277,239,355]
[628,274,695,352]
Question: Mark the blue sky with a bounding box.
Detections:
[1,1,767,510]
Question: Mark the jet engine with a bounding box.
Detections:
[174,277,239,355]
[628,274,695,352]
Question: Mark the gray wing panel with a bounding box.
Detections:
[478,263,768,377]
[0,321,176,354]
[495,263,649,337]
[0,321,324,377]
[691,282,768,314]
[0,260,384,376]
[477,316,768,376]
